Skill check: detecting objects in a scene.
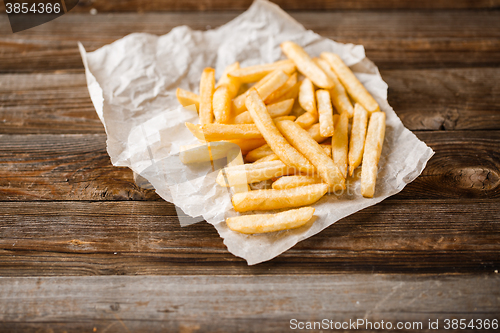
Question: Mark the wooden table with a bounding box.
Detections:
[1,1,499,331]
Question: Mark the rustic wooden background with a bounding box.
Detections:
[0,0,499,331]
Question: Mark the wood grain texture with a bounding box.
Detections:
[69,0,500,11]
[1,131,498,201]
[0,11,499,73]
[1,69,499,134]
[0,274,499,332]
[0,200,499,275]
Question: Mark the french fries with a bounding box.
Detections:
[272,175,323,190]
[281,41,334,89]
[275,120,345,189]
[320,52,380,113]
[232,184,328,212]
[226,207,315,234]
[216,160,292,187]
[216,62,241,98]
[332,112,349,178]
[299,78,317,114]
[313,58,354,118]
[348,104,368,176]
[233,70,289,114]
[233,99,294,124]
[213,85,232,123]
[229,59,295,83]
[316,89,335,137]
[246,89,315,174]
[176,88,200,111]
[199,68,215,124]
[176,42,388,236]
[265,73,298,104]
[361,112,386,198]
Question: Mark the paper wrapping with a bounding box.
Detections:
[79,0,434,265]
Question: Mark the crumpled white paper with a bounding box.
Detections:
[79,0,434,265]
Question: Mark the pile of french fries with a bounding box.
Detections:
[176,41,386,235]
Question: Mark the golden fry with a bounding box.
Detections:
[361,112,386,198]
[332,112,349,178]
[216,160,293,187]
[275,120,345,189]
[246,89,315,174]
[185,122,263,141]
[199,68,215,124]
[233,99,294,124]
[265,73,298,104]
[307,123,328,143]
[229,138,267,153]
[295,111,318,130]
[281,41,334,89]
[233,70,289,114]
[213,85,232,123]
[176,88,200,111]
[320,52,379,113]
[316,89,335,137]
[314,58,353,118]
[348,104,369,176]
[228,59,295,83]
[254,154,280,164]
[299,78,317,114]
[226,146,251,194]
[273,115,296,122]
[320,144,332,157]
[232,184,328,212]
[226,207,315,234]
[216,62,241,98]
[272,175,323,190]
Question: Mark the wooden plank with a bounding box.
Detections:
[0,11,499,72]
[68,0,500,11]
[1,68,499,134]
[0,274,498,332]
[0,199,498,275]
[1,131,499,201]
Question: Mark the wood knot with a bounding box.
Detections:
[447,167,499,191]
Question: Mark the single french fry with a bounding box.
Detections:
[273,115,296,122]
[232,184,328,212]
[199,68,215,124]
[233,99,294,124]
[176,88,200,111]
[226,207,315,234]
[316,89,335,137]
[272,175,323,190]
[307,123,328,143]
[275,120,345,189]
[331,112,349,178]
[213,85,232,123]
[246,89,315,174]
[265,73,298,104]
[348,104,369,176]
[233,70,289,115]
[273,80,301,104]
[314,57,354,118]
[320,144,332,157]
[226,147,251,194]
[216,160,293,187]
[254,154,280,164]
[228,59,295,83]
[229,138,267,153]
[320,52,379,113]
[216,62,241,98]
[299,78,317,114]
[179,141,240,164]
[185,122,263,141]
[281,41,334,89]
[295,111,318,130]
[361,112,386,198]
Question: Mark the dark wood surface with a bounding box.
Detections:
[1,2,499,331]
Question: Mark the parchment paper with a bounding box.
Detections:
[79,0,434,265]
